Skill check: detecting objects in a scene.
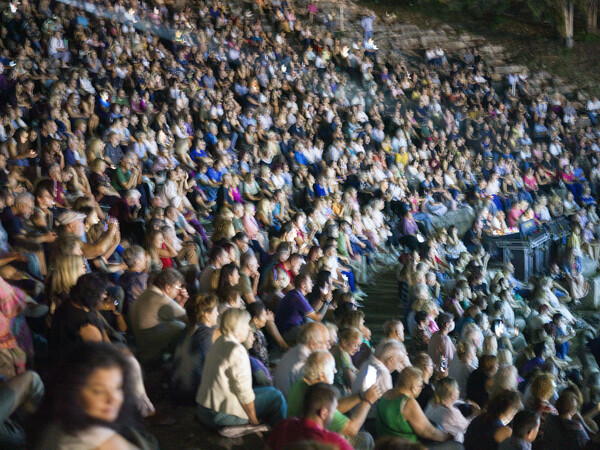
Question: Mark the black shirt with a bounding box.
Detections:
[50,302,106,357]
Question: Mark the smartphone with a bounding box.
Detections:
[363,365,377,391]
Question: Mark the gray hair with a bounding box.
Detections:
[125,189,142,201]
[374,339,406,362]
[122,245,146,268]
[15,192,34,207]
[298,322,329,346]
[302,350,334,383]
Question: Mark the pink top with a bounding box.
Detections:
[507,208,523,227]
[428,318,440,334]
[242,214,260,240]
[232,187,243,203]
[524,174,538,191]
[561,171,575,183]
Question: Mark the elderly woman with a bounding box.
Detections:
[375,366,452,444]
[449,340,478,400]
[425,377,479,443]
[196,308,287,428]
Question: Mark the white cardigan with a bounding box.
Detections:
[196,334,255,419]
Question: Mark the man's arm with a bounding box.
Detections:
[339,386,380,436]
[305,301,328,322]
[81,224,118,259]
[14,231,56,246]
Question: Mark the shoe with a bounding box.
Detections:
[218,424,270,438]
[355,287,367,297]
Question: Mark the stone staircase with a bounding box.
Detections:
[361,264,400,343]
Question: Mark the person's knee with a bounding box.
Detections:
[348,431,374,450]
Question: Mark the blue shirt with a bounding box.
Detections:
[275,289,314,335]
[315,183,329,197]
[206,167,223,183]
[295,150,307,166]
[190,147,208,162]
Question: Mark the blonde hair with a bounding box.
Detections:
[49,255,84,310]
[456,340,475,361]
[397,366,423,390]
[490,365,519,396]
[483,335,498,356]
[497,349,513,366]
[219,308,250,336]
[339,327,362,344]
[87,139,105,162]
[211,218,235,242]
[530,372,556,402]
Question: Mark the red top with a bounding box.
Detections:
[268,417,353,450]
[275,262,294,283]
[160,244,174,269]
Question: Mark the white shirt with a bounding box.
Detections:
[448,356,476,399]
[49,36,66,54]
[425,403,471,443]
[588,99,600,112]
[352,354,393,418]
[352,354,393,395]
[196,334,254,419]
[273,345,311,397]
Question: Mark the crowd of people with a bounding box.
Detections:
[0,0,600,448]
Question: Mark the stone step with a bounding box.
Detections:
[480,44,505,54]
[419,35,451,47]
[493,64,527,75]
[443,40,468,51]
[487,58,507,67]
[392,37,422,49]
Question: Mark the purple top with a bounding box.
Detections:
[400,216,419,237]
[275,289,314,334]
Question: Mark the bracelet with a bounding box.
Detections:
[358,392,373,406]
[359,392,372,405]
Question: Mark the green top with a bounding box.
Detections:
[238,273,253,298]
[331,345,356,396]
[337,233,350,258]
[287,380,349,433]
[111,167,131,191]
[375,394,418,442]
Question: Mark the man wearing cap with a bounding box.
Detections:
[57,210,119,260]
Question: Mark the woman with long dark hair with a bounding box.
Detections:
[29,342,156,448]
